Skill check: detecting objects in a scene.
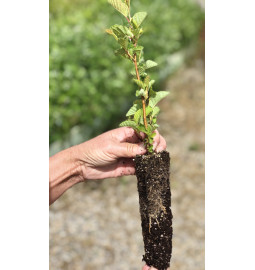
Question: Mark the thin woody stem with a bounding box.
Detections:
[126,8,147,130]
[124,48,134,61]
[133,54,148,129]
[126,16,133,29]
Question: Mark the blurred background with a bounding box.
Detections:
[49,0,205,269]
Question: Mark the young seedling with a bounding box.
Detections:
[107,1,172,270]
[106,0,169,152]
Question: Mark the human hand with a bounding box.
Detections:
[142,265,170,270]
[142,265,157,270]
[77,127,166,180]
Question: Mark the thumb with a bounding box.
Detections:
[118,142,147,158]
[142,266,158,270]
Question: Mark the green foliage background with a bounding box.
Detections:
[49,0,204,148]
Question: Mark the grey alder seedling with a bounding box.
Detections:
[106,0,169,153]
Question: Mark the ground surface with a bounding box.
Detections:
[50,57,205,270]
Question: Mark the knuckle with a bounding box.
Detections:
[108,130,115,141]
[126,143,135,155]
[104,143,113,154]
[124,127,134,137]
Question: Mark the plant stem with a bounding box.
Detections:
[133,54,148,129]
[126,16,133,29]
[126,9,147,130]
[124,48,134,61]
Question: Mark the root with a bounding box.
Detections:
[159,199,167,214]
[149,216,160,233]
[155,217,160,227]
[149,216,152,233]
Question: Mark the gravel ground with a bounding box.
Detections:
[50,58,205,270]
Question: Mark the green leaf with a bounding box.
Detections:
[151,132,157,138]
[124,0,130,8]
[108,0,129,17]
[123,27,133,37]
[119,120,137,130]
[146,124,153,133]
[135,89,145,97]
[134,108,143,124]
[134,99,143,106]
[137,123,153,135]
[137,124,147,134]
[133,79,145,89]
[146,106,153,116]
[115,48,128,59]
[148,80,155,89]
[111,26,125,38]
[138,65,145,74]
[105,29,118,40]
[133,45,143,52]
[145,60,158,69]
[132,28,140,37]
[131,19,138,29]
[126,103,140,116]
[148,146,153,153]
[140,72,147,78]
[148,136,154,144]
[111,25,133,38]
[149,91,169,107]
[132,12,147,27]
[128,48,133,56]
[151,106,160,117]
[144,75,150,86]
[118,38,128,49]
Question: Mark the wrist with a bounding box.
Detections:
[74,141,91,181]
[49,145,85,204]
[66,144,85,183]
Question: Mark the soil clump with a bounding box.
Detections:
[135,150,172,270]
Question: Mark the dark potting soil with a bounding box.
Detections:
[135,151,172,270]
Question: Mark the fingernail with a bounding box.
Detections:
[138,142,146,152]
[139,132,146,139]
[156,146,163,153]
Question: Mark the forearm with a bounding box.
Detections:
[49,145,83,205]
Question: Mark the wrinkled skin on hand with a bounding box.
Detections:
[78,127,167,180]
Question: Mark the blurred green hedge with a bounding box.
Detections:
[50,0,204,146]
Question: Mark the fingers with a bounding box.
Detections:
[110,127,142,143]
[142,265,159,270]
[152,130,167,153]
[142,266,169,270]
[152,130,161,150]
[118,142,147,158]
[114,158,136,177]
[109,127,147,143]
[110,127,166,156]
[155,135,167,153]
